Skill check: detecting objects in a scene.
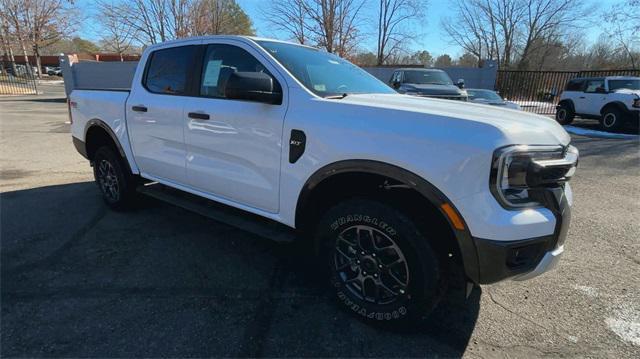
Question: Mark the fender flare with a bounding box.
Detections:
[296,159,480,283]
[600,101,630,115]
[84,119,127,159]
[557,99,575,112]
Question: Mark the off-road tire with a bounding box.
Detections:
[555,103,575,125]
[93,146,138,209]
[600,107,625,132]
[315,198,441,328]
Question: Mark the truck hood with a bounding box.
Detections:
[338,93,571,146]
[402,83,464,96]
[612,89,640,97]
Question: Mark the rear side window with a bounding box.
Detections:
[565,80,584,91]
[144,46,197,95]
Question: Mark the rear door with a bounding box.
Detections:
[181,41,288,213]
[127,42,200,184]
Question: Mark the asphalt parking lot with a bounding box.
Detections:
[1,83,639,358]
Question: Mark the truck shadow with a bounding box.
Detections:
[1,182,479,357]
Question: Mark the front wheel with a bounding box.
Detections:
[600,107,625,132]
[315,199,441,327]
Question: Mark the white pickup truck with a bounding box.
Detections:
[67,36,578,326]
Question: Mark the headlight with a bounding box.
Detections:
[490,145,578,209]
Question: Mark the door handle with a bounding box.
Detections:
[188,112,210,120]
[132,105,147,112]
[579,96,585,99]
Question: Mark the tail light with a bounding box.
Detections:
[67,98,77,124]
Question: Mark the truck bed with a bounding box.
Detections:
[60,54,137,96]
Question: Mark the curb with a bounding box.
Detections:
[564,125,639,140]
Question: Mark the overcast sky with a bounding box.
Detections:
[76,0,621,57]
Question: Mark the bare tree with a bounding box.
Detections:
[23,0,77,78]
[517,0,590,70]
[0,16,18,75]
[191,0,254,36]
[603,0,639,69]
[118,0,253,45]
[0,0,34,76]
[375,0,425,65]
[443,0,591,70]
[120,0,171,44]
[0,0,76,78]
[442,1,499,66]
[262,0,308,44]
[303,0,365,57]
[96,1,137,60]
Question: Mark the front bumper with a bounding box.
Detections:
[472,186,571,284]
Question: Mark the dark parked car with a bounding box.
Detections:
[389,68,467,101]
[466,89,522,110]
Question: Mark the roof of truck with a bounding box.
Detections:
[143,35,317,51]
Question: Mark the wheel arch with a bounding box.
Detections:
[600,101,628,115]
[557,99,575,112]
[84,119,127,161]
[295,159,480,283]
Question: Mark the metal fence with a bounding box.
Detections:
[495,69,640,115]
[0,64,38,95]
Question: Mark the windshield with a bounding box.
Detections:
[608,79,640,91]
[467,89,502,101]
[256,41,395,97]
[402,70,453,85]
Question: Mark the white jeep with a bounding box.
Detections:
[555,76,640,132]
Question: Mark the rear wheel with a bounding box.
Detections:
[555,103,575,125]
[600,107,625,132]
[93,146,138,209]
[315,199,441,327]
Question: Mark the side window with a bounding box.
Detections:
[199,44,278,98]
[584,79,604,93]
[565,80,584,91]
[144,45,197,95]
[391,71,400,83]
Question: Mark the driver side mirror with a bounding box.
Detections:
[456,79,465,89]
[391,79,401,89]
[225,72,282,105]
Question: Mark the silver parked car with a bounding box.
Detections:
[467,89,521,110]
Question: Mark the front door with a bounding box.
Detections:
[182,42,287,213]
[127,44,199,184]
[580,79,607,116]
